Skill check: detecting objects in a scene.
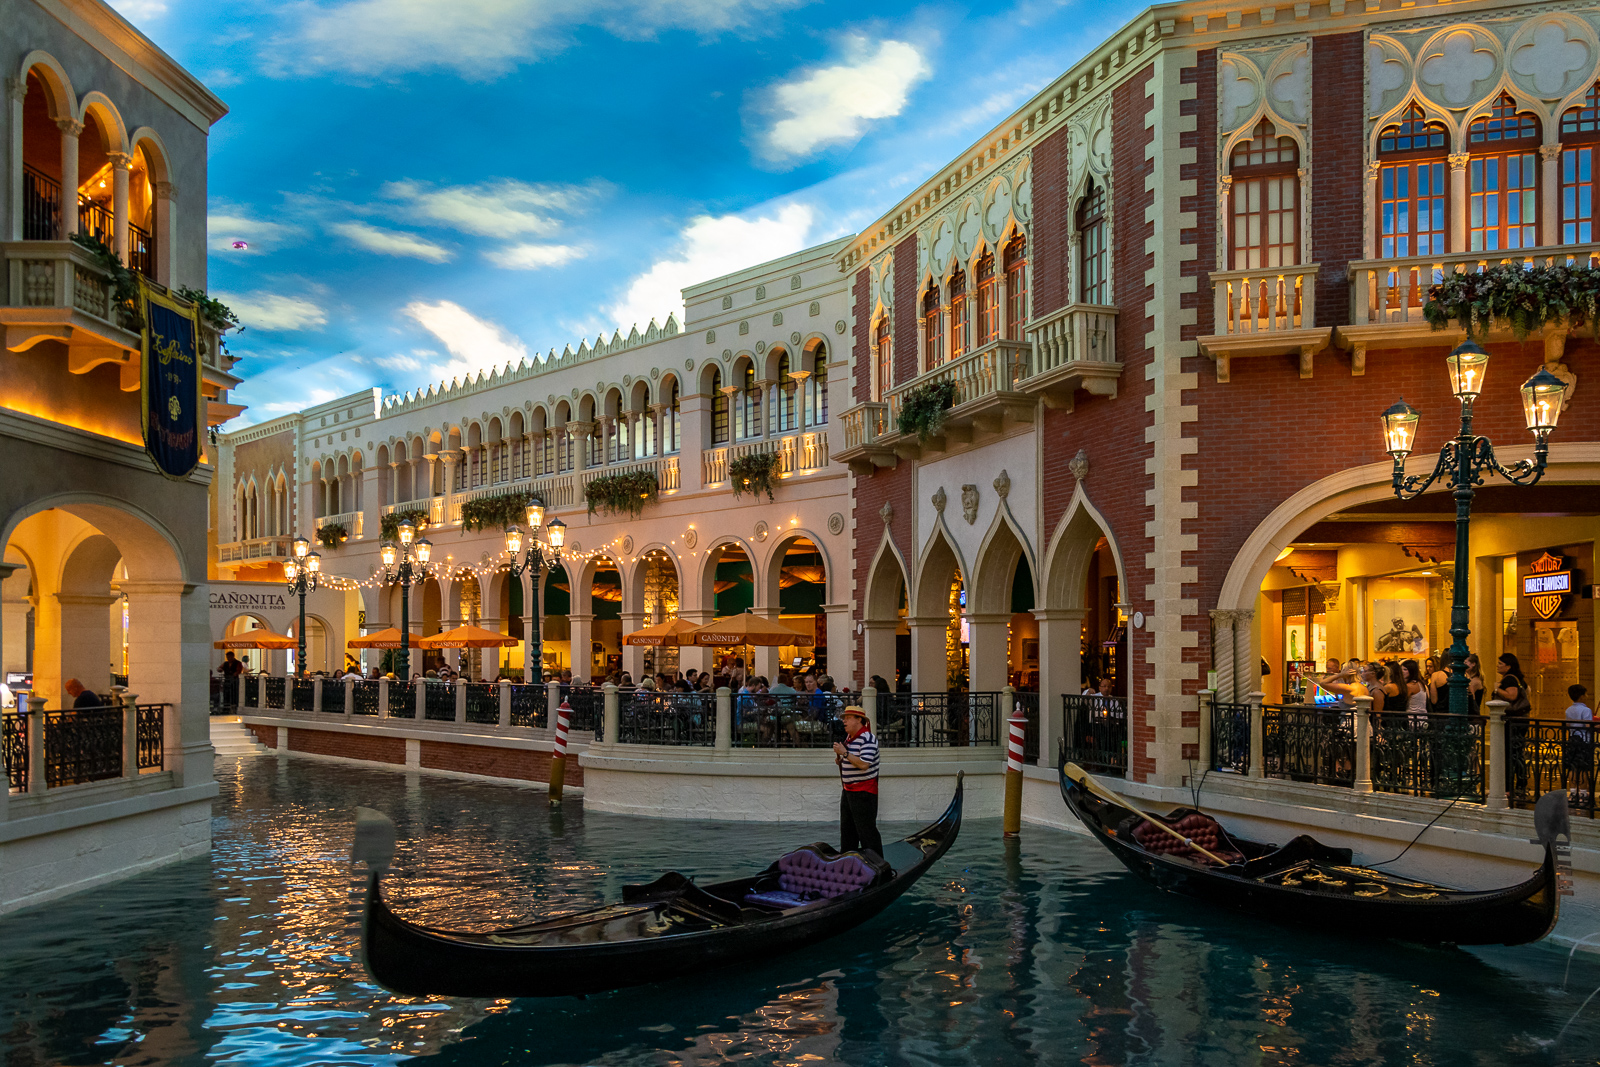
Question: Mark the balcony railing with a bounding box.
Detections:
[1018,304,1121,408]
[622,691,717,746]
[701,433,828,490]
[885,340,1031,434]
[1346,243,1600,333]
[4,239,139,338]
[3,701,166,793]
[317,511,363,541]
[21,165,155,279]
[876,691,1001,748]
[1061,694,1128,777]
[217,536,293,565]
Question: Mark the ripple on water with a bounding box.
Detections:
[0,757,1596,1067]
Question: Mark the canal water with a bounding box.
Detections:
[1,756,1597,1067]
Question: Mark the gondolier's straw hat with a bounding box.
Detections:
[841,705,866,719]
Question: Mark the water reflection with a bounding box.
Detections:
[0,757,1595,1067]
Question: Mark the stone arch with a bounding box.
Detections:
[1041,486,1126,612]
[971,511,1033,616]
[700,536,756,616]
[76,91,129,154]
[761,528,833,607]
[19,51,75,119]
[623,544,680,615]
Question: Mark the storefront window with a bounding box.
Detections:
[1281,585,1327,701]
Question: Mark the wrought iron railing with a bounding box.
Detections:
[1061,695,1128,776]
[45,706,123,786]
[877,692,1000,748]
[465,682,500,725]
[509,684,544,728]
[352,680,380,716]
[244,676,260,707]
[23,164,60,241]
[129,222,154,278]
[1370,711,1485,801]
[1209,700,1251,774]
[620,691,716,746]
[1507,717,1596,819]
[264,677,285,710]
[733,693,838,749]
[1262,704,1354,787]
[387,682,416,719]
[135,704,164,770]
[3,711,26,792]
[560,686,603,733]
[292,678,316,712]
[1010,691,1040,763]
[423,681,455,721]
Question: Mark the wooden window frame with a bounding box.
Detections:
[1077,183,1108,304]
[1004,235,1028,337]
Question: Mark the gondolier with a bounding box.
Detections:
[834,705,883,858]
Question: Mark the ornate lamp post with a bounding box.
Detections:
[1381,340,1568,717]
[379,519,434,678]
[283,536,321,675]
[504,499,565,682]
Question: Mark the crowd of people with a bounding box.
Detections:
[1312,651,1592,729]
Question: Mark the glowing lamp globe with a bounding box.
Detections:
[1380,399,1420,460]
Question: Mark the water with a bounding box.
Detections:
[2,757,1597,1067]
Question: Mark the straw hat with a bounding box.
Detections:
[840,705,867,721]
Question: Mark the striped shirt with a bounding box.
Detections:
[839,727,879,791]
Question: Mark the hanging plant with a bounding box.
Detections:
[176,286,243,358]
[380,508,430,542]
[729,450,781,501]
[460,491,535,532]
[70,232,142,331]
[1424,263,1600,341]
[585,470,658,518]
[896,379,958,442]
[316,522,348,549]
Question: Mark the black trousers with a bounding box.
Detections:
[840,789,883,858]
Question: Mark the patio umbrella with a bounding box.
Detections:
[214,629,297,649]
[417,624,520,649]
[347,627,411,649]
[683,611,815,647]
[623,617,701,647]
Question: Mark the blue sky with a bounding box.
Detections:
[111,0,1146,424]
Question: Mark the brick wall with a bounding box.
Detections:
[420,741,584,786]
[288,728,405,764]
[247,723,275,747]
[894,235,919,384]
[1032,125,1071,316]
[1311,32,1365,329]
[1180,49,1217,340]
[852,266,871,403]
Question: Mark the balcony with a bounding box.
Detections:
[1197,265,1330,381]
[836,402,894,475]
[702,432,829,489]
[1020,304,1121,407]
[2,240,142,385]
[1338,244,1600,367]
[880,339,1035,460]
[217,536,293,566]
[316,511,364,541]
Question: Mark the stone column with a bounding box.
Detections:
[5,78,24,242]
[862,685,878,733]
[715,686,731,751]
[966,613,1011,692]
[498,679,511,728]
[602,683,620,744]
[55,592,115,703]
[1196,688,1215,771]
[1247,690,1265,778]
[121,689,139,780]
[1232,609,1256,704]
[1353,694,1374,793]
[1485,699,1508,810]
[620,611,645,681]
[454,679,466,724]
[57,118,82,237]
[1033,608,1086,767]
[27,694,46,794]
[908,615,951,692]
[1540,144,1561,246]
[108,151,132,262]
[822,603,851,685]
[1448,153,1470,253]
[120,579,207,789]
[861,619,898,690]
[1210,609,1237,703]
[152,180,175,285]
[568,612,594,684]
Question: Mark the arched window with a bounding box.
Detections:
[873,317,892,401]
[1560,84,1600,244]
[738,363,761,440]
[1004,234,1028,337]
[1077,183,1107,303]
[1229,119,1300,269]
[1468,92,1540,251]
[922,284,944,368]
[975,251,998,347]
[776,351,797,432]
[664,381,680,453]
[1377,102,1449,258]
[709,369,729,446]
[808,349,829,426]
[947,267,968,360]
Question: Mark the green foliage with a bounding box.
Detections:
[460,491,534,532]
[176,286,243,357]
[70,232,142,331]
[728,450,781,501]
[1423,264,1600,341]
[315,522,347,549]
[379,509,430,542]
[584,470,658,518]
[896,379,959,441]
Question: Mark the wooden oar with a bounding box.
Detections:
[1064,762,1229,865]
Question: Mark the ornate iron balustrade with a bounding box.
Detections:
[129,222,153,279]
[1370,711,1485,801]
[464,682,500,725]
[264,677,286,710]
[620,691,716,746]
[292,678,316,712]
[3,711,26,792]
[1009,691,1040,764]
[244,676,259,707]
[387,682,416,719]
[559,686,603,732]
[1209,700,1251,774]
[733,693,839,749]
[509,684,544,728]
[351,680,380,715]
[423,681,455,721]
[23,165,59,240]
[135,704,164,770]
[1262,704,1354,787]
[877,692,1000,749]
[44,706,123,786]
[1061,695,1128,776]
[1507,717,1596,819]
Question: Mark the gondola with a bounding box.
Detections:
[1059,757,1568,946]
[354,775,963,998]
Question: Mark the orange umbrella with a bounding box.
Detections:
[683,611,815,647]
[623,617,701,647]
[347,627,411,649]
[214,628,297,649]
[417,624,520,649]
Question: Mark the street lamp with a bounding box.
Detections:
[505,499,565,682]
[1382,340,1568,718]
[379,519,433,678]
[283,536,322,675]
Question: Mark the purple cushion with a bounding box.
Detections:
[775,849,875,899]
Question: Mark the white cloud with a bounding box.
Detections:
[383,179,595,237]
[755,38,930,163]
[486,242,585,270]
[289,0,805,79]
[606,203,816,330]
[404,301,528,380]
[215,292,328,332]
[330,221,453,262]
[109,0,168,23]
[208,210,300,254]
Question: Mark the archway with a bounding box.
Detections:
[626,547,680,680]
[912,529,966,692]
[861,538,909,690]
[971,518,1036,692]
[768,535,828,678]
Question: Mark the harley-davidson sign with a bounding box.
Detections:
[1523,551,1572,621]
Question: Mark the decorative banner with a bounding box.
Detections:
[1524,551,1573,621]
[140,281,202,479]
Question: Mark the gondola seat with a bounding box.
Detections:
[743,846,886,909]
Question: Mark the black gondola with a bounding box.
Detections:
[1059,758,1568,946]
[354,775,963,998]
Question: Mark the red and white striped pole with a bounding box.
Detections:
[1003,706,1027,837]
[548,699,572,804]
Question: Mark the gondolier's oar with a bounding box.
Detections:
[1063,762,1228,865]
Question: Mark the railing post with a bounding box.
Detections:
[862,685,877,734]
[498,680,511,728]
[121,690,139,780]
[378,677,390,719]
[547,679,560,728]
[1197,689,1214,772]
[603,683,620,745]
[1486,699,1508,810]
[1353,695,1374,793]
[344,678,354,720]
[237,674,246,711]
[415,681,425,719]
[26,695,46,794]
[715,686,732,752]
[312,677,323,715]
[1247,691,1265,778]
[455,680,467,724]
